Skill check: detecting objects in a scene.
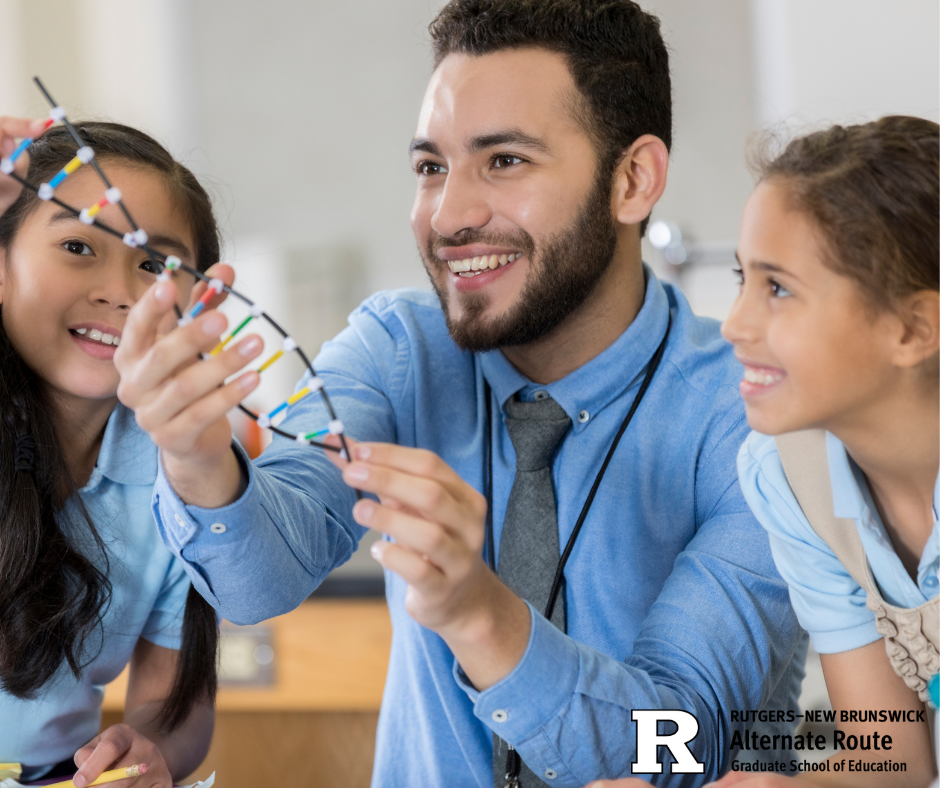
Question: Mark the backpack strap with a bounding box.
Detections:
[774,429,876,596]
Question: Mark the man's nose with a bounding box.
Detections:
[431,168,493,238]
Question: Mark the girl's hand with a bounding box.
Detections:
[0,116,48,215]
[115,263,261,508]
[73,723,170,788]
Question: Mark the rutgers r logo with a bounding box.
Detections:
[631,710,706,775]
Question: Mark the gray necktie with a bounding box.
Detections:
[493,394,571,788]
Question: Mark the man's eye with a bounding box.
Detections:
[140,259,159,275]
[493,155,523,169]
[416,161,445,176]
[64,240,92,256]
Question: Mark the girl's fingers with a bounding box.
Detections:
[185,263,235,312]
[0,116,46,156]
[135,334,263,428]
[72,727,132,788]
[151,372,261,450]
[115,280,181,363]
[120,309,235,401]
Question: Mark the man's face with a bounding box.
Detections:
[410,48,617,351]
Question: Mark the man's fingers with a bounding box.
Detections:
[351,442,465,489]
[115,280,180,362]
[370,540,445,589]
[136,334,263,427]
[342,459,485,533]
[352,499,461,569]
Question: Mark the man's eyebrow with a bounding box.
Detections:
[468,129,549,154]
[409,138,442,157]
[408,130,551,158]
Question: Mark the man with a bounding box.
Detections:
[114,1,805,785]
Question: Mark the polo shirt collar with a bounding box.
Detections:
[478,266,671,433]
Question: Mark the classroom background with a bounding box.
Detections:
[0,1,937,786]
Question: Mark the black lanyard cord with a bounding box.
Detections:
[483,313,672,623]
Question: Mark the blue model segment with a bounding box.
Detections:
[10,137,32,163]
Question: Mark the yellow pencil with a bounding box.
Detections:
[45,764,148,788]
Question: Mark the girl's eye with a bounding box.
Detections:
[769,278,792,298]
[140,259,160,275]
[493,154,523,169]
[732,266,744,285]
[63,240,92,256]
[415,160,445,177]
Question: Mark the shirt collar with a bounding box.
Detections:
[478,266,671,433]
[84,403,158,489]
[827,431,940,527]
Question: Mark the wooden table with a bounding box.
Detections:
[102,599,391,788]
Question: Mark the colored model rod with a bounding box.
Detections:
[3,78,356,478]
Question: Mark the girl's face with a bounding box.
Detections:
[721,180,901,436]
[0,162,196,406]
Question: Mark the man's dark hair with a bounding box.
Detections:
[429,0,672,233]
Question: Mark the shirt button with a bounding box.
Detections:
[924,575,938,588]
[578,410,590,423]
[544,769,558,779]
[533,390,549,401]
[174,514,186,527]
[210,523,228,534]
[491,709,508,723]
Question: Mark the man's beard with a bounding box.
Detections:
[422,170,619,352]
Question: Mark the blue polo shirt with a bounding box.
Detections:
[153,272,805,786]
[738,430,939,653]
[0,405,191,770]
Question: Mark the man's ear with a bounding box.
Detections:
[892,289,940,368]
[610,134,669,228]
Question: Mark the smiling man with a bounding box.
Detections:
[113,1,805,786]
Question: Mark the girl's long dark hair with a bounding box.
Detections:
[0,123,220,731]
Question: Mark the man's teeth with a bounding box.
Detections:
[743,367,783,386]
[448,252,521,275]
[74,327,120,346]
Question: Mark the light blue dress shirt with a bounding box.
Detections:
[738,430,940,654]
[153,272,805,786]
[0,405,191,769]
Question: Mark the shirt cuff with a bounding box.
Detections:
[453,602,581,744]
[808,618,882,654]
[152,440,257,554]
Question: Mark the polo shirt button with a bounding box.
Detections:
[174,514,186,527]
[544,769,558,779]
[578,410,590,423]
[491,709,508,723]
[924,575,938,588]
[210,523,228,534]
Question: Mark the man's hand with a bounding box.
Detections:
[114,266,264,508]
[339,441,531,690]
[73,724,168,788]
[0,116,49,214]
